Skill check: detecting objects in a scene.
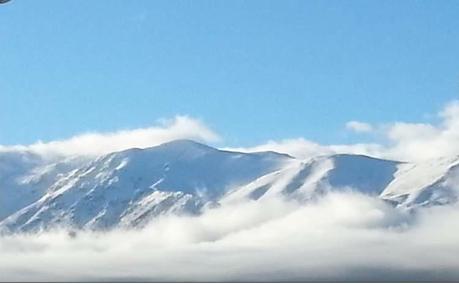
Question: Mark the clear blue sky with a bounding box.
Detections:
[1,0,458,146]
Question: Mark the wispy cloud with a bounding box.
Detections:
[226,138,333,159]
[233,100,459,162]
[345,120,374,133]
[2,101,459,163]
[0,116,220,158]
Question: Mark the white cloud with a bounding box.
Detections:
[1,192,459,282]
[2,102,459,280]
[2,100,459,163]
[0,116,220,158]
[382,100,459,161]
[226,138,333,159]
[232,100,459,162]
[345,120,374,133]
[227,138,385,160]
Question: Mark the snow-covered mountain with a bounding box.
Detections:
[0,151,86,221]
[0,140,292,232]
[223,154,459,208]
[1,139,459,233]
[222,154,399,203]
[381,156,459,208]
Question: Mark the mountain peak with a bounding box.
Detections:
[156,139,216,150]
[109,139,217,159]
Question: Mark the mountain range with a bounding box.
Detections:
[1,139,458,233]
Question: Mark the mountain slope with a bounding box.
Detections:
[222,154,400,203]
[1,140,459,233]
[0,140,292,232]
[381,156,459,208]
[0,151,85,220]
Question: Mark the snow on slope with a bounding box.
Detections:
[222,154,399,203]
[381,156,459,208]
[1,139,459,234]
[0,140,292,232]
[0,151,85,220]
[223,153,459,209]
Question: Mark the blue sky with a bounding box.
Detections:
[1,0,458,147]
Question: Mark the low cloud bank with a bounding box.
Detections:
[1,192,459,282]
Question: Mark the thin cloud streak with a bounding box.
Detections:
[345,120,374,133]
[0,116,220,158]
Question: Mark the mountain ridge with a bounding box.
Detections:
[1,139,458,233]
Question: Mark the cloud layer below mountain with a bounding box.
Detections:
[1,191,459,282]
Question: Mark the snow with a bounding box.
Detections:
[223,154,399,203]
[1,139,458,233]
[0,151,85,221]
[381,156,459,207]
[0,140,290,232]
